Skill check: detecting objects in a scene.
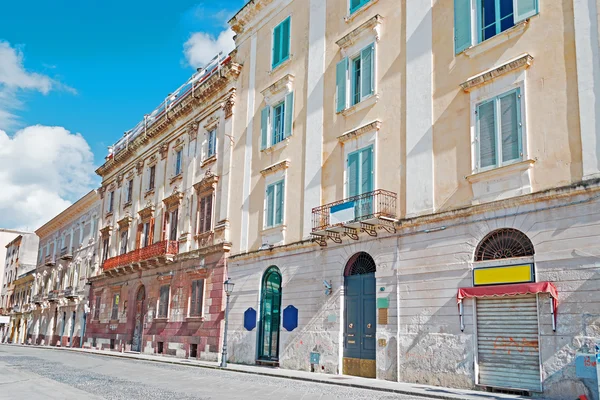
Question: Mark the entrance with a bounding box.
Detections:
[131,286,145,352]
[69,311,76,347]
[258,267,282,362]
[343,252,376,378]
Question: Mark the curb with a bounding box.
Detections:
[2,344,518,400]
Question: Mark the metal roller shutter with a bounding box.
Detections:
[476,295,541,392]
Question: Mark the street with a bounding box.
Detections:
[0,346,430,400]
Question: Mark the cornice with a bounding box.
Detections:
[336,15,383,50]
[194,171,220,194]
[261,74,294,104]
[338,120,382,143]
[460,54,534,92]
[163,189,184,210]
[228,0,274,35]
[96,60,242,178]
[35,190,100,239]
[260,160,290,176]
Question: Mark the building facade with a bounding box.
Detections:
[30,191,100,347]
[84,53,240,361]
[6,270,35,344]
[222,0,600,399]
[0,232,39,343]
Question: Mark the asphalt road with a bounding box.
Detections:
[0,345,430,400]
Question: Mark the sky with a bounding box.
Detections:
[0,0,246,231]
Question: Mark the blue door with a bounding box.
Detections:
[343,252,376,378]
[347,146,373,220]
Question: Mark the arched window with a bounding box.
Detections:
[475,228,534,261]
[344,252,377,277]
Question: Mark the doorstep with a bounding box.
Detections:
[1,344,527,400]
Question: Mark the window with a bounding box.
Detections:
[265,180,285,228]
[336,44,375,112]
[272,17,291,69]
[108,191,114,213]
[475,88,522,171]
[189,279,204,317]
[347,146,374,219]
[126,179,133,203]
[148,165,156,190]
[175,149,183,176]
[169,208,178,241]
[350,0,371,14]
[207,129,216,158]
[260,93,294,149]
[143,221,152,247]
[198,194,213,234]
[119,230,128,255]
[454,0,539,54]
[158,285,170,318]
[111,293,119,320]
[101,238,109,263]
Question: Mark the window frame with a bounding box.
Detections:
[148,165,156,191]
[477,0,515,43]
[264,179,285,229]
[126,179,133,204]
[207,129,217,158]
[168,208,179,241]
[108,191,114,213]
[110,293,119,321]
[271,16,291,70]
[175,149,183,176]
[189,279,205,317]
[101,238,110,263]
[474,87,524,173]
[158,285,170,318]
[350,0,371,14]
[198,193,214,234]
[271,101,286,146]
[119,229,128,255]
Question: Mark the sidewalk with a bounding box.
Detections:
[4,343,528,400]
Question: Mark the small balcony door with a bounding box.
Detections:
[347,146,373,219]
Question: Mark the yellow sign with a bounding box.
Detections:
[473,264,534,286]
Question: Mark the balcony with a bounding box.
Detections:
[60,246,73,260]
[44,255,56,266]
[11,305,20,313]
[32,294,43,304]
[47,290,59,301]
[102,240,179,275]
[311,190,398,246]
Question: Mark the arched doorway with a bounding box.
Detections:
[258,267,282,362]
[131,286,145,352]
[343,252,376,378]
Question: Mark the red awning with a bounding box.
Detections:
[457,281,558,303]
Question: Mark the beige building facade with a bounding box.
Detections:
[31,190,100,347]
[223,0,600,399]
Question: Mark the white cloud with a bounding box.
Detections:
[0,125,98,231]
[183,29,235,69]
[0,41,75,130]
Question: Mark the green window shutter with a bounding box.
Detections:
[454,0,472,54]
[272,24,282,68]
[275,181,284,225]
[360,147,373,194]
[513,0,538,23]
[361,45,374,97]
[266,184,275,227]
[281,17,291,62]
[500,90,521,163]
[477,100,497,168]
[336,58,348,113]
[284,92,294,138]
[261,106,269,150]
[347,152,359,197]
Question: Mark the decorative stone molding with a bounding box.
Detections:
[116,174,124,188]
[464,21,528,58]
[100,225,112,237]
[222,91,236,119]
[201,155,217,169]
[204,115,219,131]
[194,171,219,194]
[138,203,155,220]
[169,173,183,185]
[117,215,133,230]
[341,94,379,117]
[159,143,169,160]
[147,155,158,167]
[460,54,534,92]
[107,183,116,192]
[163,188,184,210]
[228,0,274,35]
[125,170,135,180]
[466,159,536,184]
[260,160,290,177]
[173,137,184,150]
[98,186,106,199]
[261,74,294,105]
[338,120,382,143]
[336,15,383,51]
[135,160,144,175]
[187,122,199,141]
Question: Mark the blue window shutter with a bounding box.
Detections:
[266,184,275,227]
[361,45,374,97]
[275,181,284,225]
[360,147,373,194]
[261,106,269,150]
[513,0,538,23]
[477,100,497,168]
[454,0,472,54]
[500,90,520,163]
[284,92,294,138]
[347,152,359,197]
[272,24,281,68]
[336,58,348,113]
[281,17,291,62]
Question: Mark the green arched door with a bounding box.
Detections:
[258,267,282,361]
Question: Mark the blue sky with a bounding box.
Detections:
[0,0,245,163]
[0,1,246,230]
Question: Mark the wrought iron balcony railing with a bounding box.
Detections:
[102,240,179,272]
[311,190,397,246]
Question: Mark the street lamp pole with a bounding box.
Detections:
[220,278,234,368]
